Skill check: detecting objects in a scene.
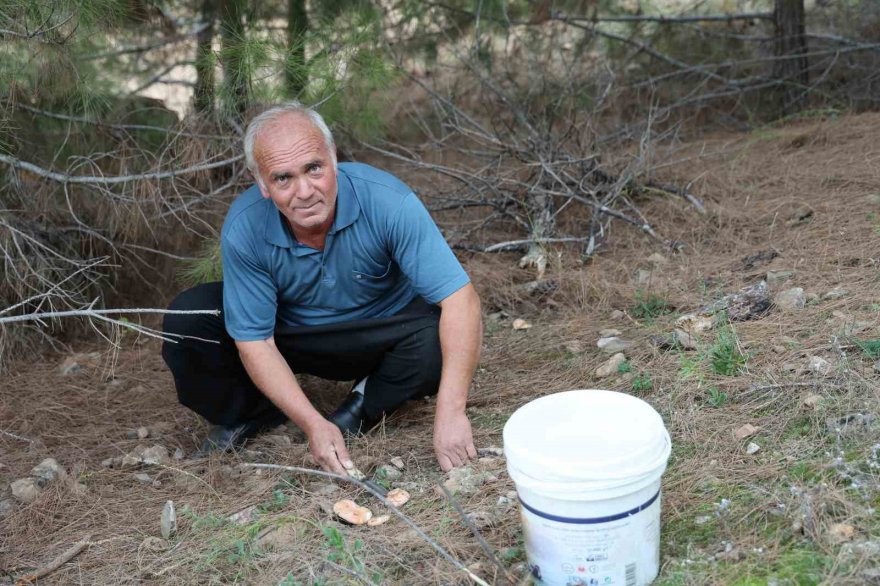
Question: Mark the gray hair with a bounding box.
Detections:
[243,101,336,177]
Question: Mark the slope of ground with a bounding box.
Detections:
[1,112,879,585]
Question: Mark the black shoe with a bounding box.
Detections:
[196,410,288,456]
[328,392,378,436]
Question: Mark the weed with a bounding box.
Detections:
[710,324,747,376]
[258,489,291,513]
[853,337,880,359]
[617,360,633,374]
[631,289,673,322]
[706,387,728,407]
[632,372,652,392]
[323,525,382,583]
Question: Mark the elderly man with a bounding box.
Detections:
[162,102,482,473]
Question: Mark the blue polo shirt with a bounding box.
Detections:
[220,162,470,341]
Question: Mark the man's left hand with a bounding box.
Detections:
[433,408,478,472]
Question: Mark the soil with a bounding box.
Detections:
[2,113,879,585]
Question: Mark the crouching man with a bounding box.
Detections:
[161,101,482,473]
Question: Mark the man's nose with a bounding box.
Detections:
[295,176,315,199]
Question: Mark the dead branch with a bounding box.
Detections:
[14,535,91,585]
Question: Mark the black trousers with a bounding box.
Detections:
[161,282,442,426]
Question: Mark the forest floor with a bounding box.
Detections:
[1,112,879,585]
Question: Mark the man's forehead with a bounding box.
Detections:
[254,116,328,162]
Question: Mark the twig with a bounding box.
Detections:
[0,307,219,325]
[240,463,490,586]
[15,534,91,585]
[0,429,34,443]
[438,484,516,585]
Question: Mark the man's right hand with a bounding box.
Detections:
[306,418,354,475]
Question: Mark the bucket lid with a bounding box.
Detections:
[503,390,671,489]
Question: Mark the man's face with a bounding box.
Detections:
[253,114,338,235]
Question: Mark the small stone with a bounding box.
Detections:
[133,473,153,485]
[0,499,15,517]
[772,345,786,354]
[808,356,832,376]
[635,268,659,286]
[125,430,138,440]
[673,329,697,350]
[10,478,41,503]
[101,457,121,469]
[701,281,770,321]
[803,394,822,409]
[563,340,585,354]
[497,496,513,507]
[465,511,495,530]
[774,287,806,311]
[136,427,150,440]
[140,536,169,552]
[822,288,848,300]
[440,466,497,496]
[694,515,712,525]
[597,336,631,353]
[874,361,880,375]
[227,505,259,525]
[647,252,668,265]
[766,270,795,285]
[745,442,761,455]
[477,446,503,457]
[173,448,185,461]
[598,328,621,337]
[389,457,405,470]
[376,465,402,481]
[511,318,531,330]
[160,500,177,539]
[735,424,759,440]
[649,334,675,350]
[806,292,820,304]
[674,314,714,334]
[595,352,627,378]
[59,356,82,376]
[31,458,65,484]
[124,445,170,468]
[610,310,625,320]
[828,523,856,544]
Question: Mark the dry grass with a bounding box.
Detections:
[2,112,880,585]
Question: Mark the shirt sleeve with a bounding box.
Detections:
[387,193,471,304]
[221,230,278,341]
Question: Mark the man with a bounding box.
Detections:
[162,101,482,474]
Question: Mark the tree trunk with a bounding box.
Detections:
[218,0,248,118]
[774,0,808,115]
[286,0,308,97]
[194,0,217,113]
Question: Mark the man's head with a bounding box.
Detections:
[244,102,338,235]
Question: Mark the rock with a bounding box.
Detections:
[389,457,405,470]
[647,253,668,265]
[874,361,880,375]
[496,495,514,507]
[465,511,495,530]
[649,334,676,350]
[745,442,761,455]
[511,318,531,330]
[595,353,627,378]
[137,427,150,440]
[477,447,503,457]
[160,500,177,539]
[808,356,832,376]
[0,498,15,517]
[597,336,631,353]
[822,288,848,300]
[367,514,390,527]
[255,523,306,551]
[441,466,497,496]
[701,281,771,321]
[675,314,714,334]
[635,268,660,287]
[519,280,558,296]
[563,340,585,354]
[742,249,779,270]
[774,287,806,311]
[133,473,153,485]
[772,345,786,354]
[841,540,880,560]
[101,456,122,469]
[734,424,759,440]
[59,356,83,376]
[376,465,401,482]
[828,523,856,543]
[385,488,410,508]
[140,536,169,552]
[803,394,822,409]
[31,458,66,484]
[599,328,621,337]
[125,430,139,440]
[861,568,880,585]
[227,505,259,525]
[173,448,185,461]
[673,329,697,350]
[610,310,625,320]
[766,270,795,285]
[123,445,171,468]
[10,478,41,503]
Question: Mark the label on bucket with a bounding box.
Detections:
[519,491,661,586]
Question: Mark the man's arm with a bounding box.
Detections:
[236,338,353,474]
[433,283,483,471]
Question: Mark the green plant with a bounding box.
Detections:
[617,360,633,374]
[710,324,747,376]
[706,387,728,408]
[322,525,382,583]
[632,372,652,392]
[631,290,673,322]
[853,338,880,359]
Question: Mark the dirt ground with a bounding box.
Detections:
[2,112,879,585]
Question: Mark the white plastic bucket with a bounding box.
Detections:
[503,389,672,586]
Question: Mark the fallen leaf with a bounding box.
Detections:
[333,499,373,525]
[385,488,410,508]
[512,318,532,330]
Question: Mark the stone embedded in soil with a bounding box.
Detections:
[701,281,771,321]
[649,334,676,351]
[101,456,123,469]
[828,523,856,544]
[673,329,697,350]
[808,356,832,376]
[10,478,41,503]
[465,511,496,530]
[597,336,631,353]
[477,446,503,457]
[173,448,185,461]
[227,505,259,525]
[595,353,627,378]
[598,328,621,338]
[123,444,171,468]
[389,457,405,470]
[31,458,66,484]
[774,287,806,311]
[0,498,15,517]
[441,466,498,496]
[133,473,153,485]
[160,500,177,539]
[745,442,761,455]
[140,536,169,553]
[674,314,714,335]
[822,287,848,300]
[766,270,795,285]
[610,310,625,320]
[734,424,759,440]
[772,345,787,354]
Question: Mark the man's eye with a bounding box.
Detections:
[308,165,322,174]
